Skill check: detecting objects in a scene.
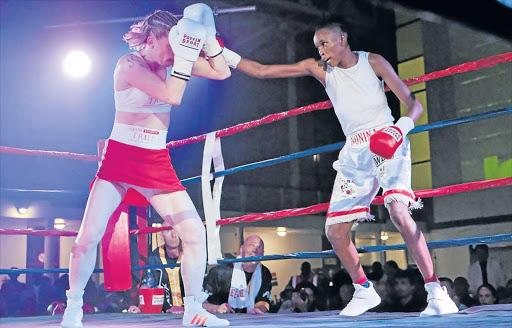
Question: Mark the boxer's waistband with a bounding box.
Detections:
[109,122,167,150]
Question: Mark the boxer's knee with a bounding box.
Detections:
[326,223,352,246]
[388,202,414,230]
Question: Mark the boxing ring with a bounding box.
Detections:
[0,304,511,328]
[1,49,512,326]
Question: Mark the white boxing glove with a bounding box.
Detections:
[183,3,223,57]
[168,18,206,81]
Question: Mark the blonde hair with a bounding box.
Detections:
[122,10,178,50]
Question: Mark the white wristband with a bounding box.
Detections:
[171,57,194,81]
[222,47,241,69]
[395,117,415,135]
[203,36,223,57]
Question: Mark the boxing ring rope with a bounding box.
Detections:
[1,53,511,276]
[2,177,510,238]
[0,146,100,162]
[2,233,511,275]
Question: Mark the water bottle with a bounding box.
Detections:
[146,269,157,288]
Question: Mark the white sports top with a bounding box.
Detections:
[114,52,172,113]
[325,51,394,136]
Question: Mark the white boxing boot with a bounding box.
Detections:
[183,292,230,327]
[61,290,84,328]
[339,281,381,317]
[420,282,459,316]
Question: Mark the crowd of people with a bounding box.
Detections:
[1,236,510,318]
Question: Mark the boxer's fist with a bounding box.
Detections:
[183,3,222,57]
[369,117,414,159]
[169,18,206,81]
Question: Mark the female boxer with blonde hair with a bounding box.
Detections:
[62,5,230,327]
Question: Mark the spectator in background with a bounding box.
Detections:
[129,224,186,314]
[454,277,478,308]
[498,279,512,304]
[383,261,400,284]
[53,274,70,303]
[477,283,499,305]
[335,281,355,311]
[98,290,134,313]
[0,268,26,316]
[439,277,464,310]
[33,274,57,315]
[279,286,295,305]
[367,262,385,282]
[370,280,393,312]
[468,245,506,294]
[278,282,319,313]
[286,262,319,289]
[96,273,139,314]
[203,235,272,314]
[390,270,426,312]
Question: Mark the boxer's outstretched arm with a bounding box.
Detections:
[236,58,316,79]
[222,47,326,85]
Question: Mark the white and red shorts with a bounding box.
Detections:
[92,123,185,206]
[326,126,421,228]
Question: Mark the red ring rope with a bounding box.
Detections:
[2,177,509,237]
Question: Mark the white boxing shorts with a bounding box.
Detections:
[326,125,422,228]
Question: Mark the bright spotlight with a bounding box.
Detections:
[62,50,91,79]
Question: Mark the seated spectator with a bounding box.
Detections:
[53,274,70,303]
[203,235,272,315]
[278,282,318,313]
[367,262,385,282]
[324,269,352,311]
[98,290,133,313]
[33,274,57,315]
[97,275,139,314]
[335,281,354,311]
[439,277,464,310]
[390,269,426,312]
[477,283,499,305]
[370,280,393,312]
[0,268,27,316]
[498,279,512,304]
[129,225,185,314]
[83,277,99,311]
[468,245,506,294]
[454,276,478,308]
[383,260,400,283]
[280,286,294,304]
[286,262,319,289]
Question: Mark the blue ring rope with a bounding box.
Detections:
[2,233,510,274]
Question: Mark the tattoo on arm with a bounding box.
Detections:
[126,55,146,68]
[127,56,135,68]
[410,92,416,101]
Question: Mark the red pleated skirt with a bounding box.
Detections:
[92,139,185,206]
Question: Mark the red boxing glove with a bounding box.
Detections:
[369,117,414,159]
